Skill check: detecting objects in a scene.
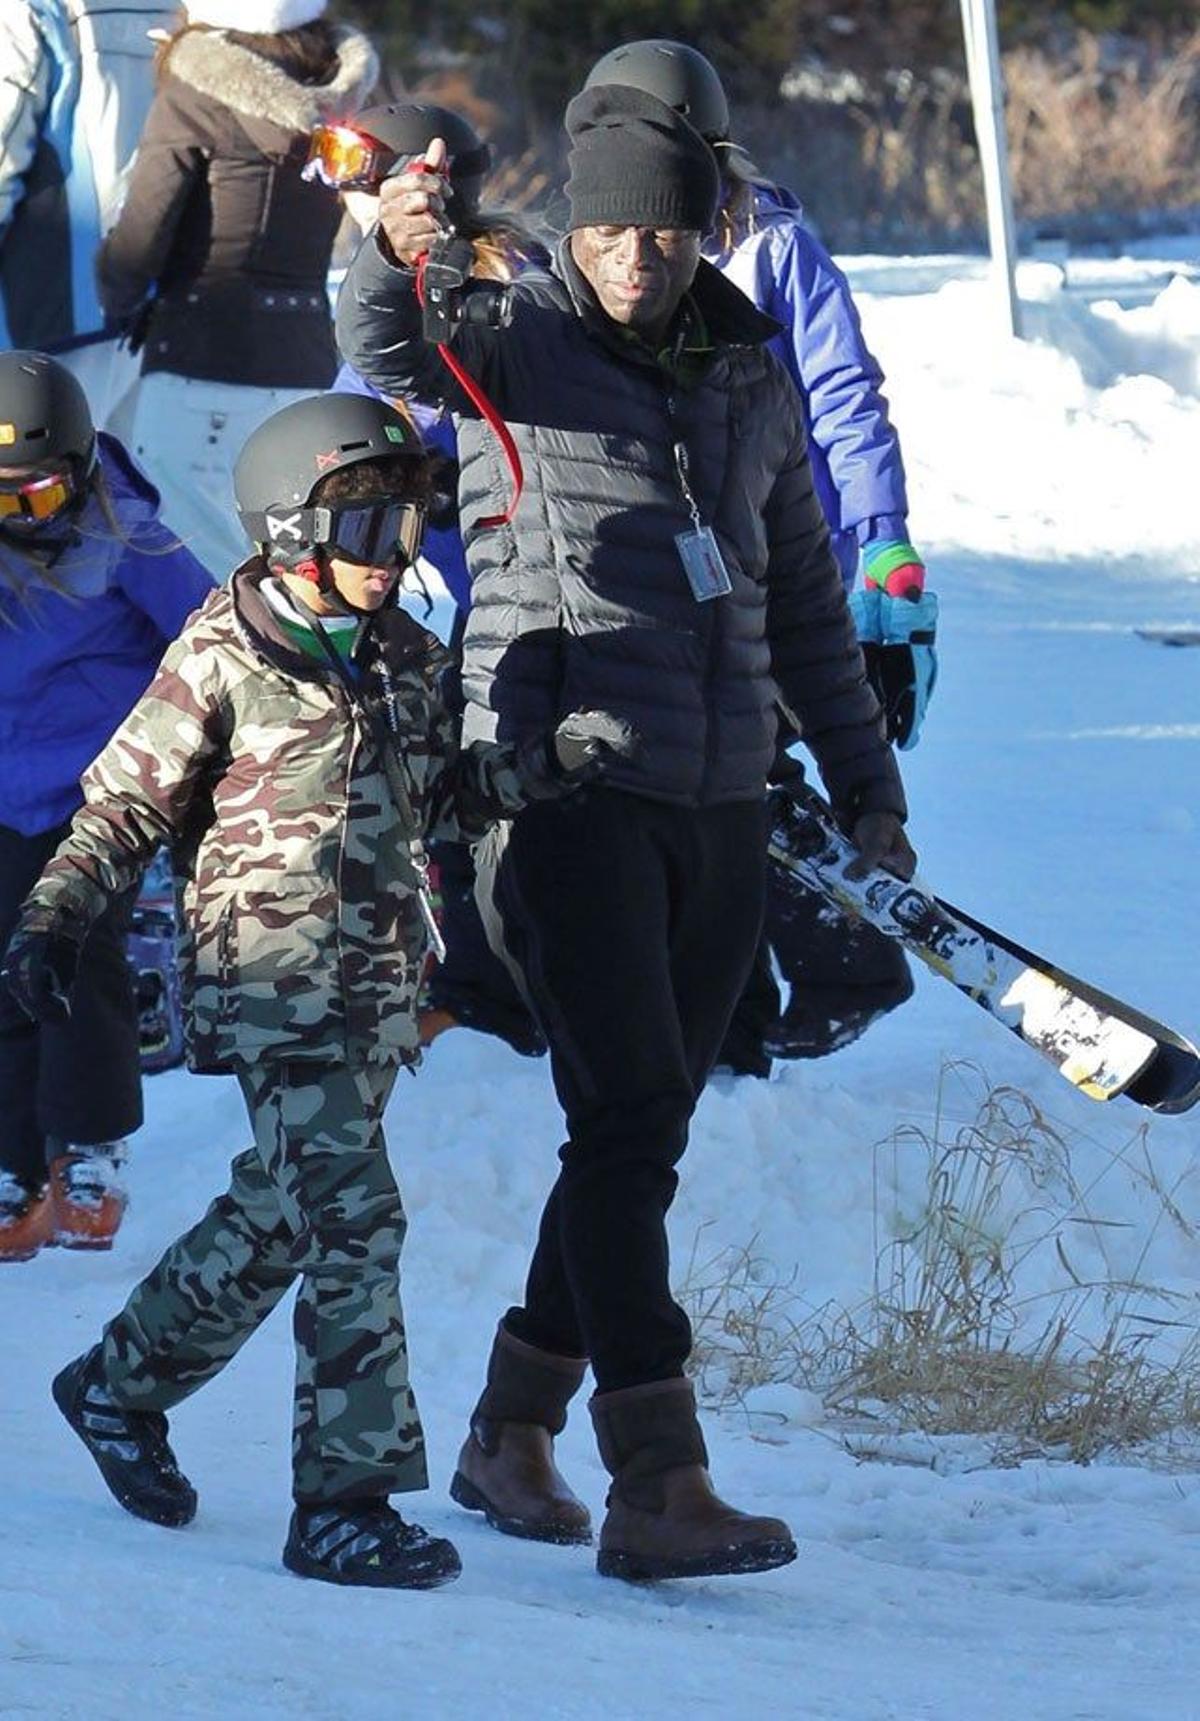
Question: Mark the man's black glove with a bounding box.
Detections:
[1,916,82,1025]
[551,710,639,780]
[844,811,918,882]
[520,709,640,800]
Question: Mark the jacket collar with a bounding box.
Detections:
[163,24,377,135]
[231,560,448,685]
[553,235,782,363]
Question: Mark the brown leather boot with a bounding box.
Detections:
[590,1377,797,1582]
[450,1325,592,1545]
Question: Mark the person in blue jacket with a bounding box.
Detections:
[0,2,177,427]
[584,40,939,1074]
[0,350,214,1261]
[321,100,550,1057]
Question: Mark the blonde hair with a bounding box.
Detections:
[460,211,546,283]
[0,463,182,623]
[713,172,757,253]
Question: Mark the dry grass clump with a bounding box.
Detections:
[679,1064,1200,1465]
[1005,30,1200,221]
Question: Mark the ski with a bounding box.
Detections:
[126,849,185,1075]
[766,784,1200,1114]
[1134,627,1200,648]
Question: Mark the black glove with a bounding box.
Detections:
[1,917,82,1024]
[552,710,639,780]
[120,302,154,358]
[844,811,918,882]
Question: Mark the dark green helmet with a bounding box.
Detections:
[583,40,729,141]
[0,350,96,476]
[233,392,425,551]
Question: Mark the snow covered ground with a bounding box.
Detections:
[4,252,1200,1720]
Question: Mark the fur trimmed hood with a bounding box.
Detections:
[163,24,378,135]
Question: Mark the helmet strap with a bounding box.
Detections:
[270,545,387,620]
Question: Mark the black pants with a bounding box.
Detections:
[476,789,767,1392]
[427,605,546,1057]
[425,837,546,1056]
[0,822,141,1188]
[721,867,913,1066]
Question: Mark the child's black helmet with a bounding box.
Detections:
[234,392,426,553]
[0,350,97,475]
[354,102,490,212]
[583,40,730,141]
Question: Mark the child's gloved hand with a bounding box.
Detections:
[851,544,938,752]
[1,914,82,1024]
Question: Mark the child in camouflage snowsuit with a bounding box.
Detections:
[2,392,630,1589]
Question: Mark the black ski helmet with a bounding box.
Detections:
[583,40,730,141]
[352,102,491,218]
[0,350,97,477]
[234,392,426,553]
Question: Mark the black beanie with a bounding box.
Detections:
[564,84,719,234]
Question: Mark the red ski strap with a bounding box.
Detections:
[414,253,523,532]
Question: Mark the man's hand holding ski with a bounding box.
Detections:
[845,810,917,882]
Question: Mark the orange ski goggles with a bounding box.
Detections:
[303,123,397,191]
[0,466,77,525]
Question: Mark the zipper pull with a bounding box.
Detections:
[408,837,447,963]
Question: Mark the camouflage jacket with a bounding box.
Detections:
[21,562,553,1072]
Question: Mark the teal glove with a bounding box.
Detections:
[849,581,938,752]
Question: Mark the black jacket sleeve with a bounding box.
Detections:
[338,231,564,746]
[763,390,907,823]
[335,227,502,411]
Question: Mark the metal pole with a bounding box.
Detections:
[960,0,1023,338]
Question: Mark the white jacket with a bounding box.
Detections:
[0,0,173,346]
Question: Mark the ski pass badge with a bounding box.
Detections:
[675,524,733,603]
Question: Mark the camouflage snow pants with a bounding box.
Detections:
[98,1059,427,1504]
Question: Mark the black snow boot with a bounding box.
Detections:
[51,1346,197,1528]
[283,1501,462,1590]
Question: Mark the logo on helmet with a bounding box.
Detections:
[265,509,304,543]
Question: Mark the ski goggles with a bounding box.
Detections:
[265,498,427,567]
[324,498,426,567]
[0,466,78,525]
[303,124,397,191]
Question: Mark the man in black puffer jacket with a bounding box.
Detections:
[336,84,916,1585]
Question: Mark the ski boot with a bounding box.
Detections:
[52,1346,197,1527]
[0,1171,55,1263]
[48,1141,128,1249]
[283,1501,462,1589]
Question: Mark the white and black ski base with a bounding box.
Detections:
[766,785,1200,1114]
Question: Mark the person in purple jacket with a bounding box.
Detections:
[0,350,214,1262]
[585,41,939,1075]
